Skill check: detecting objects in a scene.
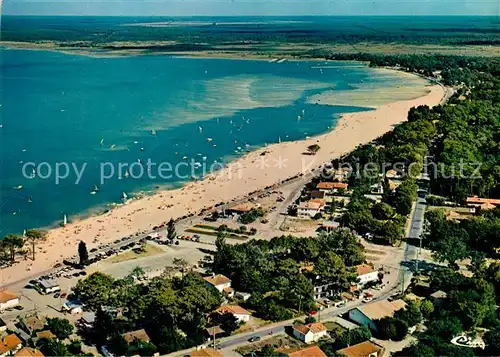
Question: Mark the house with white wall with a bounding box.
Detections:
[203,274,234,297]
[292,322,328,344]
[297,199,325,218]
[0,291,19,311]
[216,305,251,323]
[348,299,406,331]
[355,264,379,289]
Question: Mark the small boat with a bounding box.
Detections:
[110,144,116,149]
[63,214,68,226]
[297,115,301,121]
[23,229,26,237]
[122,192,128,200]
[138,159,142,164]
[133,141,139,144]
[100,138,104,145]
[94,185,99,192]
[207,138,213,142]
[90,191,97,195]
[28,196,32,203]
[22,149,27,152]
[140,147,145,152]
[15,185,23,190]
[151,129,156,135]
[198,126,203,133]
[302,109,305,115]
[29,169,36,179]
[194,162,202,168]
[202,156,207,160]
[278,136,281,144]
[124,171,129,178]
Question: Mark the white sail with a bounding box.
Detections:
[151,129,156,135]
[63,215,67,226]
[122,192,128,200]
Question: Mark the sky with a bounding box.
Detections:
[2,0,499,16]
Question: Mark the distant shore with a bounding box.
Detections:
[0,71,447,286]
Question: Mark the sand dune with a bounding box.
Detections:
[0,80,446,287]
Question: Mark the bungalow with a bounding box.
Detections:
[348,299,406,332]
[287,345,327,357]
[355,264,379,289]
[122,329,150,344]
[216,305,251,323]
[317,182,348,194]
[297,199,326,218]
[337,340,385,357]
[0,291,20,311]
[203,274,234,297]
[0,334,23,356]
[190,348,223,357]
[14,348,44,357]
[37,279,60,295]
[466,196,500,213]
[292,322,328,344]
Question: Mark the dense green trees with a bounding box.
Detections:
[212,230,364,320]
[45,317,75,340]
[74,271,221,354]
[78,241,89,266]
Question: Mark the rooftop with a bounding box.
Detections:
[298,199,326,210]
[317,182,348,190]
[122,329,150,344]
[293,322,327,335]
[190,348,223,357]
[216,305,250,316]
[466,196,500,206]
[287,345,327,357]
[36,330,56,340]
[229,203,256,213]
[356,264,375,276]
[23,316,45,332]
[15,347,44,357]
[355,299,406,321]
[204,274,231,287]
[0,334,22,354]
[337,340,384,357]
[38,279,59,289]
[0,290,18,304]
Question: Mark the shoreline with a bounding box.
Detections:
[0,76,447,286]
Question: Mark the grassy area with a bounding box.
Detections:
[236,335,303,356]
[323,321,347,334]
[109,243,165,264]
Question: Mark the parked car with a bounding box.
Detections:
[248,336,261,342]
[60,293,67,298]
[54,293,60,298]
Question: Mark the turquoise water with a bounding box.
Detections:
[0,48,426,235]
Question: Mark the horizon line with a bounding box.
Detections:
[2,14,498,17]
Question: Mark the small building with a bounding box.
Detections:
[203,274,233,297]
[0,334,23,356]
[317,182,348,194]
[348,299,406,332]
[292,322,328,344]
[204,325,227,340]
[0,291,20,311]
[35,331,56,341]
[20,316,44,335]
[337,340,385,357]
[80,312,96,328]
[190,347,223,357]
[122,329,150,344]
[287,345,327,357]
[37,280,60,295]
[14,348,44,357]
[430,290,447,308]
[313,281,335,300]
[216,305,251,323]
[320,220,339,233]
[297,199,325,218]
[355,264,379,289]
[235,291,251,302]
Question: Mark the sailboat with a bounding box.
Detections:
[198,126,203,133]
[28,196,32,203]
[122,192,128,200]
[278,136,282,144]
[124,170,129,178]
[63,215,68,226]
[151,129,156,136]
[23,229,26,237]
[100,138,104,145]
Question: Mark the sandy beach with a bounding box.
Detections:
[0,81,446,286]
